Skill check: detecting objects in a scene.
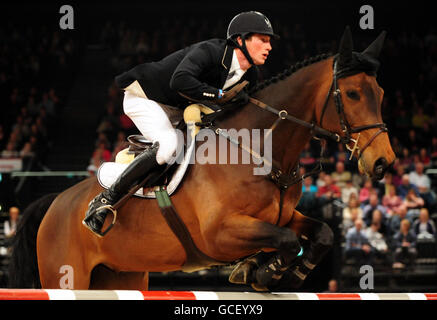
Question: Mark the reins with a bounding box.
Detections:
[198,57,389,225]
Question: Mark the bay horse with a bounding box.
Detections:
[9,27,395,291]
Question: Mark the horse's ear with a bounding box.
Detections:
[338,26,354,67]
[362,31,387,59]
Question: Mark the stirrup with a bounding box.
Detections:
[82,205,118,238]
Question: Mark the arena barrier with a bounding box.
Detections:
[0,290,436,300]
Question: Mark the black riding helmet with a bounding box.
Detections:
[227,11,279,65]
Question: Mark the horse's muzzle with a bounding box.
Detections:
[373,157,390,181]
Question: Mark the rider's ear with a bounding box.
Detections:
[338,26,353,67]
[236,36,243,46]
[362,31,387,59]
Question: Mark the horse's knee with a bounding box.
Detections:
[307,222,333,265]
[317,222,334,248]
[275,228,301,258]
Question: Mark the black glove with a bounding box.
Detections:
[226,89,249,107]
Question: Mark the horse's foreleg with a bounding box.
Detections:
[221,215,302,290]
[276,210,334,289]
[218,215,302,261]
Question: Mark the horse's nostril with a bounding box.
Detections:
[373,157,388,180]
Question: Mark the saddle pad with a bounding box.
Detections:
[97,135,195,198]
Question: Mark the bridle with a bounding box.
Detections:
[319,58,388,161]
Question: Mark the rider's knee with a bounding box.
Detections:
[155,130,178,165]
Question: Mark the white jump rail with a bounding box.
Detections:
[0,290,436,300]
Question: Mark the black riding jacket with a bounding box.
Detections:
[115,38,259,108]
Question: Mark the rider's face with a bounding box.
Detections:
[240,34,272,65]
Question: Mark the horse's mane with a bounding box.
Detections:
[249,52,333,94]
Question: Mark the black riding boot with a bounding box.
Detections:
[83,142,162,237]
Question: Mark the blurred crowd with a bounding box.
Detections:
[0,23,78,165]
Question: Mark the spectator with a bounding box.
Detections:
[331,161,352,191]
[362,193,388,227]
[315,171,327,189]
[298,176,319,214]
[403,188,425,219]
[412,208,436,239]
[392,164,405,187]
[409,162,431,193]
[389,204,413,236]
[397,174,420,199]
[359,179,374,204]
[370,209,389,236]
[364,221,389,262]
[316,174,341,200]
[111,130,129,161]
[382,185,404,217]
[409,162,436,207]
[324,279,339,293]
[341,180,359,204]
[4,206,20,240]
[1,141,19,158]
[392,219,418,268]
[345,219,373,265]
[299,142,316,168]
[88,142,112,171]
[342,197,363,233]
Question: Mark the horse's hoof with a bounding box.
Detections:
[228,260,256,285]
[255,255,288,287]
[251,283,269,292]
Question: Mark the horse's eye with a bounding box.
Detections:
[346,90,360,100]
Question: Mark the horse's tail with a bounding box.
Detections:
[7,193,59,288]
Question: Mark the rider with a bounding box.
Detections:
[83,11,279,237]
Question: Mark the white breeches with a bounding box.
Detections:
[123,91,178,165]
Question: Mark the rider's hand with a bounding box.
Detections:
[228,89,249,106]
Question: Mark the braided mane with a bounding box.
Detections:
[249,53,333,94]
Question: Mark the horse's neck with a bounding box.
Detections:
[221,58,333,173]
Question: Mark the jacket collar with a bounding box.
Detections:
[219,45,235,88]
[221,45,234,70]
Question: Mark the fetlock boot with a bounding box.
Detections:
[83,142,162,237]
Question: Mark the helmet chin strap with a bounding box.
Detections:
[229,34,255,66]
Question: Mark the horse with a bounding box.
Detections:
[9,27,395,291]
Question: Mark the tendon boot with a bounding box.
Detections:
[83,142,162,237]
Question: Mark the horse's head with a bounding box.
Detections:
[320,27,396,180]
